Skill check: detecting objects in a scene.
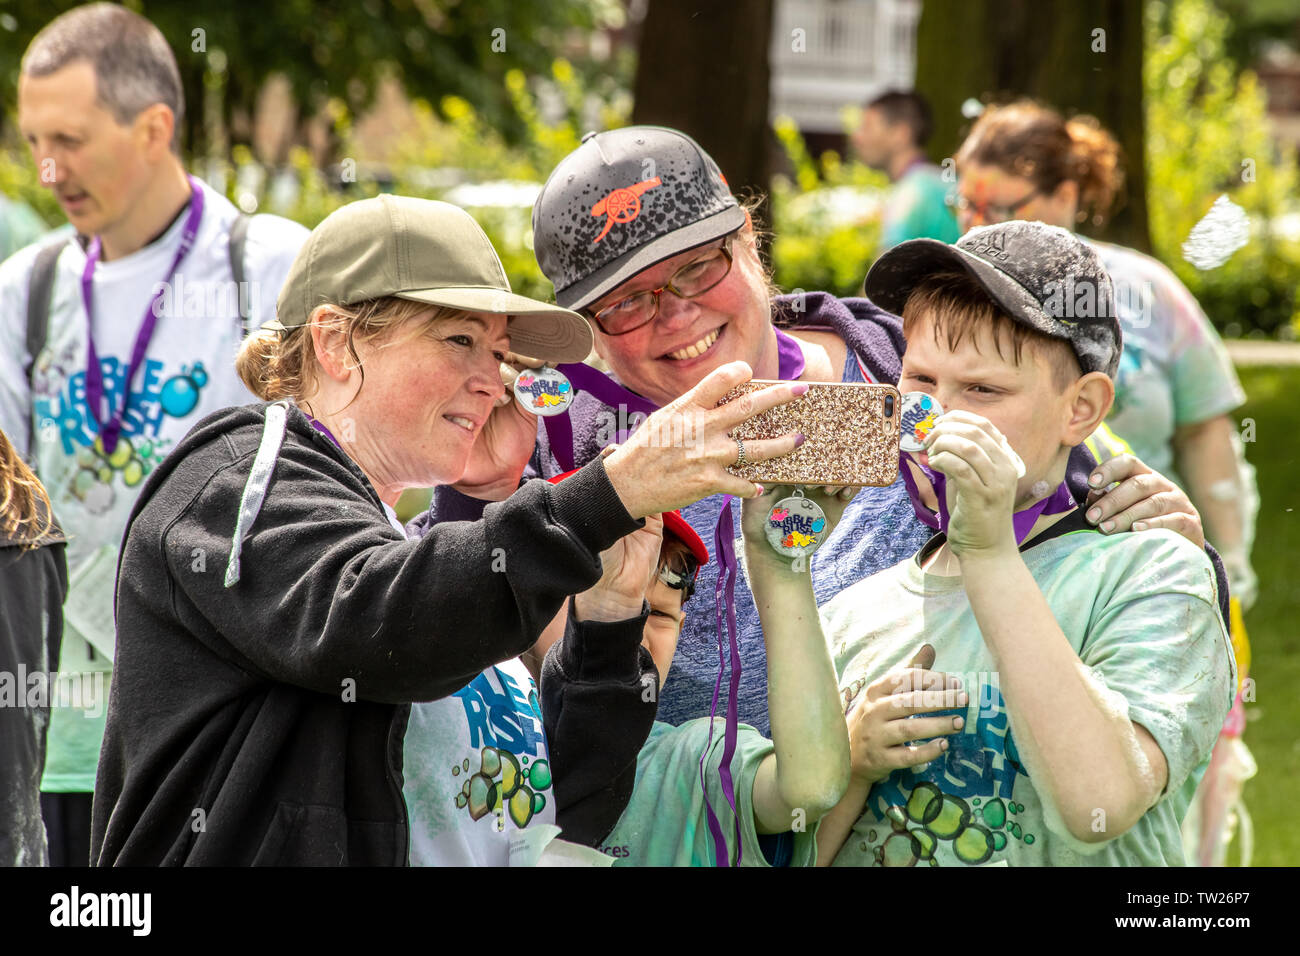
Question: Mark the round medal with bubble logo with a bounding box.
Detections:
[899,391,943,453]
[512,365,573,417]
[764,488,829,558]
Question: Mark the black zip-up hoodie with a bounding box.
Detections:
[91,401,640,866]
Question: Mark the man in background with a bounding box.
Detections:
[851,89,960,250]
[0,3,308,864]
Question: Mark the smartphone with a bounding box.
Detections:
[716,381,901,487]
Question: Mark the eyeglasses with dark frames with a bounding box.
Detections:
[948,186,1042,225]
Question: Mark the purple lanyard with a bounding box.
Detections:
[548,326,805,865]
[900,455,1077,545]
[81,175,205,455]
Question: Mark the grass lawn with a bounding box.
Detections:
[1231,365,1300,866]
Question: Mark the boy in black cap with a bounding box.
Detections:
[814,221,1235,866]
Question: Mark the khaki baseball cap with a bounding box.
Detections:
[271,195,593,363]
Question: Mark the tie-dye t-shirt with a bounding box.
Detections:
[1085,238,1246,487]
[819,527,1235,866]
[600,718,819,867]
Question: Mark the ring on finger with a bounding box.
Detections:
[734,435,749,468]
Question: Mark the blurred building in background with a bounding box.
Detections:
[769,0,921,157]
[1256,41,1300,152]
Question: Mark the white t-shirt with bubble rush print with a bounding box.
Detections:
[379,503,558,866]
[402,660,557,866]
[0,178,308,792]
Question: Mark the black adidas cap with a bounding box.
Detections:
[865,221,1123,378]
[532,126,746,312]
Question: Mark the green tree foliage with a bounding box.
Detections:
[257,61,627,302]
[0,0,627,154]
[1146,0,1300,337]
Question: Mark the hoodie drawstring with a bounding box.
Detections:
[224,401,290,588]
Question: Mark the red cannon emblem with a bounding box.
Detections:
[590,177,662,242]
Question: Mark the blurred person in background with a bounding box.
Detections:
[851,90,961,250]
[0,427,67,866]
[952,99,1258,866]
[0,3,307,864]
[0,191,52,261]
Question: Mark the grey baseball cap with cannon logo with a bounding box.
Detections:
[531,126,746,312]
[271,194,593,363]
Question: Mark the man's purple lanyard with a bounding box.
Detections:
[899,155,930,179]
[81,175,205,455]
[547,327,805,866]
[899,455,1076,545]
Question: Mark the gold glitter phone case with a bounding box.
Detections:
[718,381,902,487]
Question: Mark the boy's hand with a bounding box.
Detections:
[740,484,857,574]
[572,514,665,623]
[844,645,967,785]
[924,411,1021,559]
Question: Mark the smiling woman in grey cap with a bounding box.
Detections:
[91,195,803,866]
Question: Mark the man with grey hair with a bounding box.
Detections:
[0,2,308,865]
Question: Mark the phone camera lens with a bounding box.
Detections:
[883,394,895,417]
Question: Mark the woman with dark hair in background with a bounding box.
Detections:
[0,428,67,866]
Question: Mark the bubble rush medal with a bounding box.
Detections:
[899,391,943,453]
[513,365,574,417]
[764,488,829,558]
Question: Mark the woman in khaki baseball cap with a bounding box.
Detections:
[93,195,806,867]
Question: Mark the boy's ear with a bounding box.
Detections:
[1063,371,1114,445]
